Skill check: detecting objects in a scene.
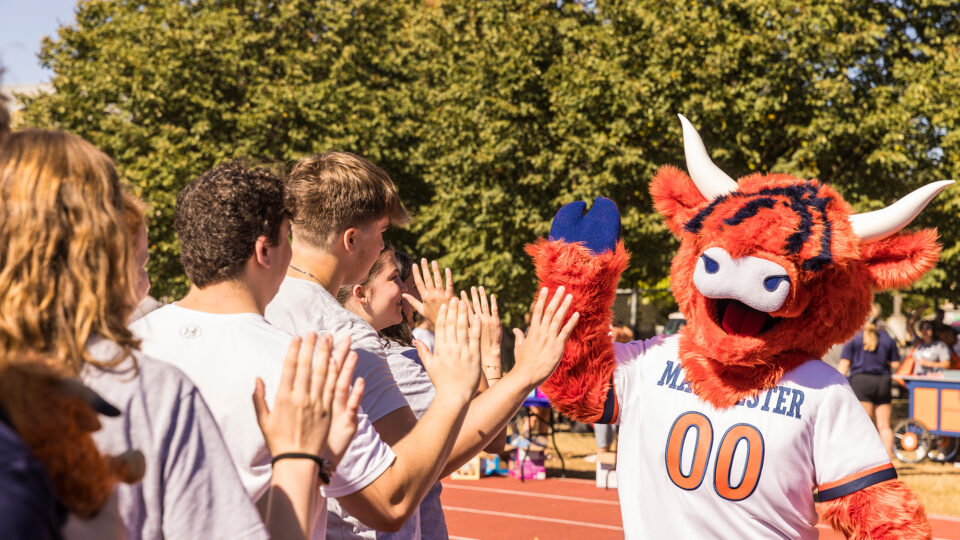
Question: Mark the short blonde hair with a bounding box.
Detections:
[0,129,138,374]
[287,151,410,247]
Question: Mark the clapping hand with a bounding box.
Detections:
[403,258,455,324]
[513,287,580,387]
[459,286,503,382]
[253,333,364,467]
[414,298,482,401]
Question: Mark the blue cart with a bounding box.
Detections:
[893,373,960,463]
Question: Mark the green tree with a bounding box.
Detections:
[21,0,960,324]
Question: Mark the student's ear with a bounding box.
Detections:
[342,228,359,254]
[352,284,367,305]
[253,236,271,268]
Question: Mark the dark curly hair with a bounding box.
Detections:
[175,160,290,288]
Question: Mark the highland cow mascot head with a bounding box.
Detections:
[530,115,947,539]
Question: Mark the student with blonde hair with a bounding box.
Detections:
[837,305,899,458]
[0,129,268,538]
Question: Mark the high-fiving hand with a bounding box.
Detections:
[513,287,579,387]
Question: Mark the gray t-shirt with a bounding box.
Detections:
[378,342,448,540]
[80,336,268,540]
[913,340,950,375]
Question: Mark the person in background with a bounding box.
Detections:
[912,320,950,376]
[121,190,162,322]
[837,307,899,458]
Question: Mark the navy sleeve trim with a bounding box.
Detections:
[817,465,898,502]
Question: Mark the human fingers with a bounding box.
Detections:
[252,377,270,428]
[279,336,303,393]
[412,262,428,294]
[512,328,525,347]
[548,294,574,335]
[470,286,482,316]
[444,267,454,298]
[401,293,426,317]
[331,349,357,412]
[531,287,548,327]
[309,335,333,402]
[346,378,364,418]
[459,291,476,321]
[479,287,490,316]
[419,258,435,290]
[434,302,449,348]
[414,339,434,369]
[456,298,469,348]
[469,314,482,362]
[444,298,459,345]
[319,337,349,407]
[491,295,500,327]
[559,312,580,342]
[431,260,443,292]
[540,287,566,332]
[295,333,318,397]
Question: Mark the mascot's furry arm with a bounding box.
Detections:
[527,197,627,423]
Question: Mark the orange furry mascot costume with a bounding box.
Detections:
[530,115,949,539]
[0,358,144,521]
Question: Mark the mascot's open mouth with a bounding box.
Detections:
[710,299,779,337]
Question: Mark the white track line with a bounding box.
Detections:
[929,513,960,523]
[449,536,479,540]
[442,483,620,506]
[443,505,624,531]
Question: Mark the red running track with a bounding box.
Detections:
[441,476,960,539]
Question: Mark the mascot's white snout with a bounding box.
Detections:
[693,246,790,312]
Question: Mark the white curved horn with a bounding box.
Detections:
[678,114,739,200]
[849,180,954,242]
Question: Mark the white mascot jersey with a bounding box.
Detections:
[612,335,895,539]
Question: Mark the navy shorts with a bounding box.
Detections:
[848,373,892,405]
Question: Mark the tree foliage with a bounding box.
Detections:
[21,0,960,324]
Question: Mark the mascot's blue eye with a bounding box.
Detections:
[701,254,719,274]
[763,275,789,292]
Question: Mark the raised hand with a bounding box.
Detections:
[513,287,580,386]
[549,197,621,255]
[253,333,362,465]
[414,298,482,401]
[460,286,502,382]
[403,258,455,324]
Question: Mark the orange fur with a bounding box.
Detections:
[821,480,931,539]
[528,239,628,422]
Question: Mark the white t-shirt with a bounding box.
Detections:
[81,336,268,540]
[130,305,396,539]
[610,335,895,539]
[266,277,411,423]
[267,277,419,539]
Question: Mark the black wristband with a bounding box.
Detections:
[271,453,332,484]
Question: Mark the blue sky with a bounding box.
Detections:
[1,0,79,83]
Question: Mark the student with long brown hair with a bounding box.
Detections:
[0,129,268,538]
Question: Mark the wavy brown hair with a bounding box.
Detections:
[0,129,138,374]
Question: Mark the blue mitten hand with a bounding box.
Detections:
[548,197,621,255]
